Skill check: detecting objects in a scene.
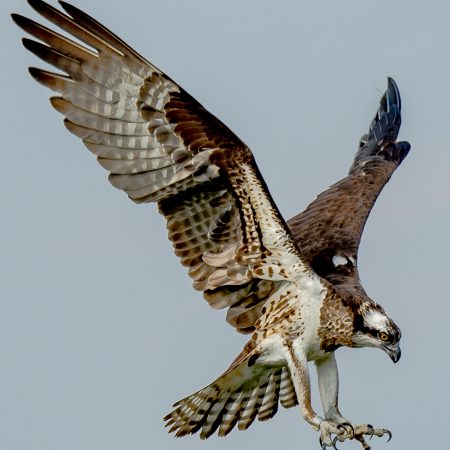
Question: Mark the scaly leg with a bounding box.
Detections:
[315,353,392,449]
[285,342,345,449]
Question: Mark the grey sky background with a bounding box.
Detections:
[2,1,450,449]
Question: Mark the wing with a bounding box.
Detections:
[13,0,310,333]
[287,78,410,285]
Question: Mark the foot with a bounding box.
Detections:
[349,425,391,450]
[318,420,348,449]
[333,423,392,450]
[317,415,391,449]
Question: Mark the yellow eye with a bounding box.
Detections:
[379,332,389,342]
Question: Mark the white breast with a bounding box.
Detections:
[297,275,328,361]
[255,275,329,365]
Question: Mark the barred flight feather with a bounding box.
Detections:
[16,0,313,332]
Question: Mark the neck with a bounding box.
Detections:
[318,288,355,352]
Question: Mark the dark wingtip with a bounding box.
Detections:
[378,77,401,123]
[27,0,63,19]
[28,66,45,83]
[10,13,23,27]
[11,13,34,33]
[27,0,47,11]
[386,77,401,112]
[350,78,409,172]
[397,141,411,163]
[58,1,76,15]
[21,37,36,52]
[368,77,403,145]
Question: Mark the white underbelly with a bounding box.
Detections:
[297,276,327,360]
[256,275,328,364]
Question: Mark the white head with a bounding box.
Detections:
[352,304,402,363]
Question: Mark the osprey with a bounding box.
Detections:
[13,1,410,449]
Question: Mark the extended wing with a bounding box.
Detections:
[13,0,310,333]
[287,78,410,286]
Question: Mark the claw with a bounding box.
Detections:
[366,424,374,440]
[331,436,340,450]
[337,422,354,436]
[384,430,392,443]
[319,437,327,450]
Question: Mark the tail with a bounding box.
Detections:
[163,357,297,439]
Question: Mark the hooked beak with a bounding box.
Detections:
[383,342,401,363]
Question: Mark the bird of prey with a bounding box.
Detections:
[13,1,410,449]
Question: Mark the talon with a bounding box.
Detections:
[332,436,340,450]
[319,437,327,450]
[384,430,392,442]
[338,422,354,436]
[366,424,374,440]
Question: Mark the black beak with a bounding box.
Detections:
[384,343,401,363]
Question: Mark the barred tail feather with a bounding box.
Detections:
[164,359,297,439]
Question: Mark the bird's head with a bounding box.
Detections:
[352,303,401,363]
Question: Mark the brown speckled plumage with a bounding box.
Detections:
[318,288,354,352]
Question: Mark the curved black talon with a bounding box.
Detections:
[319,437,327,450]
[338,422,354,436]
[384,430,392,443]
[332,436,340,450]
[366,424,374,440]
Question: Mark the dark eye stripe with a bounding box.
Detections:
[353,315,400,344]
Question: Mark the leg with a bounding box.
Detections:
[315,353,349,425]
[284,342,344,448]
[285,341,321,428]
[315,353,392,449]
